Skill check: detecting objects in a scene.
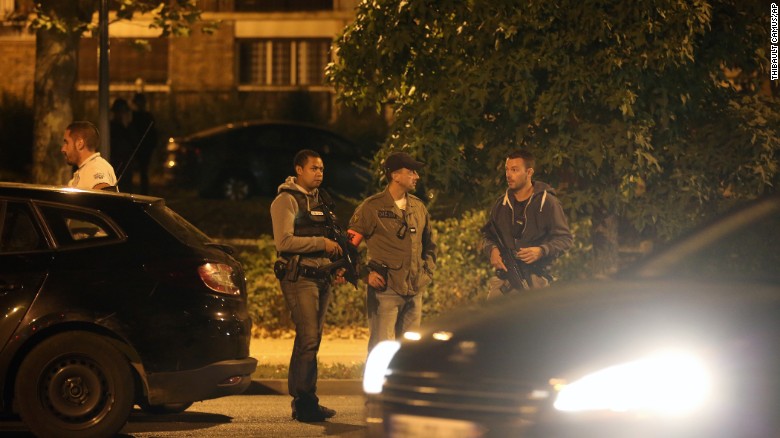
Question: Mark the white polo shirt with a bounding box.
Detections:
[68,153,117,189]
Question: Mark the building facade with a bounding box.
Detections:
[0,0,358,129]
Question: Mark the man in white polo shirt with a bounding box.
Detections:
[61,121,117,190]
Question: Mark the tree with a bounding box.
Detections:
[29,0,211,185]
[328,0,779,277]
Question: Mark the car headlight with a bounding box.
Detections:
[554,350,712,415]
[363,340,401,395]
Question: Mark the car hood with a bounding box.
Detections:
[392,279,780,384]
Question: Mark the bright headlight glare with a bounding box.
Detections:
[363,341,401,394]
[554,350,711,415]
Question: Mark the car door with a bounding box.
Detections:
[0,200,52,349]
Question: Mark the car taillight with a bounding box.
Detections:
[198,263,240,296]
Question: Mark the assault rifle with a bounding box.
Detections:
[318,189,360,288]
[485,220,530,293]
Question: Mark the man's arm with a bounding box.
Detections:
[270,193,327,254]
[480,202,500,259]
[539,196,573,259]
[347,200,374,246]
[92,183,110,190]
[421,206,437,270]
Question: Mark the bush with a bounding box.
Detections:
[239,236,370,334]
[241,209,579,332]
[238,237,291,333]
[424,209,490,316]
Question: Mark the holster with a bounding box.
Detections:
[285,255,301,282]
[273,259,287,280]
[275,255,301,282]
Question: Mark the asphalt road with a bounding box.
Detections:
[0,394,368,437]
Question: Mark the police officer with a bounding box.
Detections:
[62,121,117,190]
[348,152,437,353]
[270,149,343,422]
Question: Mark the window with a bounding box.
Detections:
[78,37,168,84]
[0,201,45,254]
[38,205,121,248]
[238,39,331,87]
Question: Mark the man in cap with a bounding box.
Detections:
[347,152,437,353]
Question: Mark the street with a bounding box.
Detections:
[0,394,367,437]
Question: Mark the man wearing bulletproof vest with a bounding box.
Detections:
[270,149,343,422]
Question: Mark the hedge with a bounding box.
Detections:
[240,208,581,332]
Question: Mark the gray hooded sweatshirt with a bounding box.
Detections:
[269,176,331,268]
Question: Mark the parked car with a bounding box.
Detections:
[163,120,372,200]
[364,195,780,437]
[0,183,257,437]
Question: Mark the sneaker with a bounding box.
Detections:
[292,405,337,422]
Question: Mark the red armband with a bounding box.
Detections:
[347,229,364,246]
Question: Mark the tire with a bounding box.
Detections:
[220,176,252,201]
[15,332,134,438]
[137,400,193,415]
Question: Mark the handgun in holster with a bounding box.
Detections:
[367,260,389,291]
[274,255,301,281]
[273,258,287,280]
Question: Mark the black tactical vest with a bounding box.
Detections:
[280,189,330,238]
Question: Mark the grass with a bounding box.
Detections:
[253,362,365,379]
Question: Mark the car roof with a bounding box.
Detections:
[177,120,349,143]
[0,182,163,208]
[623,194,780,279]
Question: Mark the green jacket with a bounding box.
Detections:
[349,187,437,295]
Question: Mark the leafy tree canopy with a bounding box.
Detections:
[24,0,214,185]
[329,0,778,248]
[30,0,212,38]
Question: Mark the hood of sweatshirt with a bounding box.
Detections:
[277,176,319,209]
[501,180,558,212]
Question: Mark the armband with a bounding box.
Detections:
[347,229,364,246]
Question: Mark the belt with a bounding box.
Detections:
[299,265,329,280]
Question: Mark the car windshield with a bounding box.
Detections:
[147,203,212,247]
[632,197,780,283]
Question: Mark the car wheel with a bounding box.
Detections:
[220,176,252,201]
[15,332,134,438]
[137,400,193,415]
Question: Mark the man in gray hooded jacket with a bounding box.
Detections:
[482,150,573,298]
[270,149,343,422]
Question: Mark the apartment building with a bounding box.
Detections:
[0,0,359,126]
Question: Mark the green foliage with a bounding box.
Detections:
[424,209,490,315]
[239,237,291,332]
[243,210,537,331]
[328,0,779,273]
[30,0,214,38]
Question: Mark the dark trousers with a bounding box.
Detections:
[280,277,331,409]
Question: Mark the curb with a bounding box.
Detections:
[246,379,364,396]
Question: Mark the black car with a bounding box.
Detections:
[364,195,780,437]
[163,120,372,200]
[0,183,257,437]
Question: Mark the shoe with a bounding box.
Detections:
[292,404,337,422]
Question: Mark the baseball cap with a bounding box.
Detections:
[384,152,425,176]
